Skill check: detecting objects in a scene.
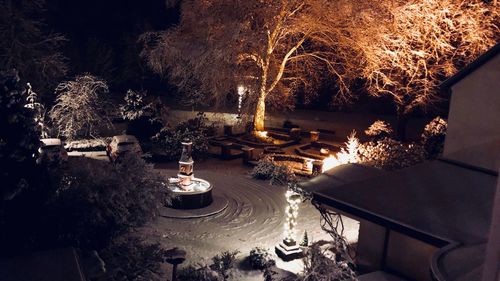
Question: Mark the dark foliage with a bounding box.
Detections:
[122,90,166,143]
[0,153,166,255]
[0,70,40,201]
[210,250,240,281]
[177,265,221,281]
[151,112,215,160]
[0,0,68,97]
[43,154,165,249]
[421,116,447,159]
[100,236,168,281]
[248,247,276,270]
[288,241,356,281]
[251,156,297,185]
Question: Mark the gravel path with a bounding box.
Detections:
[139,158,359,279]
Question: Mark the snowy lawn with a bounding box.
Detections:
[139,158,360,280]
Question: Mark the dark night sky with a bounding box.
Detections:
[46,0,176,37]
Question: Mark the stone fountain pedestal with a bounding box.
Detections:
[168,178,213,209]
[166,140,214,210]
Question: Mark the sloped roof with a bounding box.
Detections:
[299,160,498,281]
[441,42,500,89]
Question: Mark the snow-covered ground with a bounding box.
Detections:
[140,158,360,280]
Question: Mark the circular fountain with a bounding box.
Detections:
[166,141,213,209]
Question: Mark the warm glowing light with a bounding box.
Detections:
[321,131,360,172]
[322,155,342,173]
[305,160,313,171]
[237,85,245,116]
[255,130,268,139]
[284,189,302,242]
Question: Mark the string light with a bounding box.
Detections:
[284,190,302,243]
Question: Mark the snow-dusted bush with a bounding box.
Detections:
[120,89,151,121]
[358,137,425,170]
[364,120,393,140]
[177,265,221,281]
[24,83,49,138]
[248,247,276,270]
[49,75,113,140]
[294,240,357,281]
[421,116,447,159]
[151,112,215,160]
[251,157,296,185]
[210,250,240,281]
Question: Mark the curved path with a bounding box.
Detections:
[140,158,359,277]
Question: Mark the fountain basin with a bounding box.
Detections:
[167,178,213,209]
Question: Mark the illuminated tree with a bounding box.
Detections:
[358,0,499,139]
[0,0,68,96]
[141,0,368,132]
[49,75,113,140]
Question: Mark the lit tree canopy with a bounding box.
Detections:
[142,0,369,131]
[49,75,113,140]
[358,0,499,136]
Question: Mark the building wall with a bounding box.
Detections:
[443,53,500,171]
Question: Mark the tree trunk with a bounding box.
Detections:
[396,111,409,141]
[252,89,266,132]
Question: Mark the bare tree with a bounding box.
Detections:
[142,0,370,132]
[0,0,68,96]
[358,0,499,139]
[49,75,113,140]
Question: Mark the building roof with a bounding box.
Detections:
[441,42,500,89]
[299,160,498,281]
[300,160,497,244]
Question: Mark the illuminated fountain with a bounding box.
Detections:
[167,140,213,209]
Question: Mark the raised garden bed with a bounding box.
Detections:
[208,137,245,160]
[266,154,314,177]
[263,146,285,154]
[295,141,341,160]
[235,134,298,149]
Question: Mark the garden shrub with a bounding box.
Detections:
[43,153,166,249]
[358,137,425,170]
[210,250,240,281]
[177,250,239,281]
[251,157,297,185]
[177,265,221,281]
[421,116,447,159]
[248,247,276,270]
[151,112,216,160]
[295,241,357,281]
[364,120,393,141]
[121,89,166,143]
[99,235,168,281]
